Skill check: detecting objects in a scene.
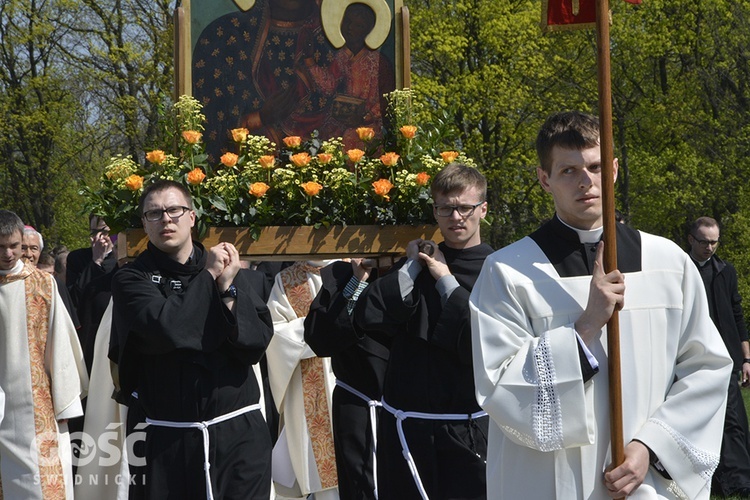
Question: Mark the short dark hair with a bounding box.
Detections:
[89,214,107,226]
[138,180,194,217]
[689,216,719,235]
[430,163,487,201]
[38,252,55,268]
[0,210,25,238]
[536,111,601,174]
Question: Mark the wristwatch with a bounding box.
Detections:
[743,358,750,365]
[220,284,237,299]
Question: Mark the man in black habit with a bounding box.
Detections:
[305,258,390,500]
[66,214,117,309]
[109,180,274,499]
[353,163,492,500]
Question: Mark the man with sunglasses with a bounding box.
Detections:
[109,180,274,499]
[66,214,117,309]
[688,216,750,497]
[353,163,493,499]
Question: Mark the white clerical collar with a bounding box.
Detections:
[558,217,603,244]
[0,260,24,276]
[694,256,711,267]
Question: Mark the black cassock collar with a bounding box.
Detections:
[529,215,642,278]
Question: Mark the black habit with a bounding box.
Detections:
[353,242,492,500]
[305,261,390,500]
[109,241,273,500]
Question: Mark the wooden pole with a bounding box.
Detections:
[401,6,411,89]
[595,0,625,486]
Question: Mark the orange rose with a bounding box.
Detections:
[440,151,459,163]
[380,152,400,167]
[415,172,430,186]
[317,153,333,164]
[400,125,418,139]
[146,150,166,164]
[220,152,239,167]
[301,181,323,197]
[291,152,312,167]
[231,127,249,143]
[182,130,202,144]
[249,182,270,198]
[258,155,275,169]
[124,174,144,191]
[283,136,302,148]
[372,178,394,201]
[186,168,206,185]
[347,148,365,163]
[356,127,375,141]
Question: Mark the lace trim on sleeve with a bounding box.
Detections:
[648,417,720,486]
[532,332,564,451]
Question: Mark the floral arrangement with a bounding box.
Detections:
[82,89,475,239]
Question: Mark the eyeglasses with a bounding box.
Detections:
[142,206,191,222]
[433,201,485,218]
[90,228,110,236]
[691,235,719,247]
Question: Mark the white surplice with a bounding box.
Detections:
[266,261,338,499]
[470,231,732,499]
[73,301,130,500]
[0,261,88,499]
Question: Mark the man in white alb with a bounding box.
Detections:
[470,111,732,499]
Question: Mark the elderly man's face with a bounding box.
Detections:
[22,232,42,266]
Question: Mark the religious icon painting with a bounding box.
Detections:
[176,0,405,159]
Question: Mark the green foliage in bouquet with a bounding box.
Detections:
[81,89,476,239]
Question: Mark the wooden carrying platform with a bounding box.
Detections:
[117,225,443,261]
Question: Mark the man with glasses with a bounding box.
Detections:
[353,163,493,499]
[66,214,117,309]
[109,180,274,499]
[688,216,750,497]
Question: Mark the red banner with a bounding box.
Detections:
[542,0,640,31]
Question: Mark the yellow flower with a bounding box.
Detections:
[441,151,459,163]
[317,153,333,164]
[186,168,206,185]
[124,174,144,191]
[301,181,323,197]
[416,172,430,186]
[249,182,270,198]
[380,152,400,167]
[400,125,417,139]
[146,150,166,164]
[231,127,249,142]
[182,130,202,144]
[291,152,312,167]
[372,178,394,201]
[259,155,275,169]
[220,152,239,167]
[105,156,138,181]
[347,148,365,163]
[356,127,375,141]
[283,136,302,148]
